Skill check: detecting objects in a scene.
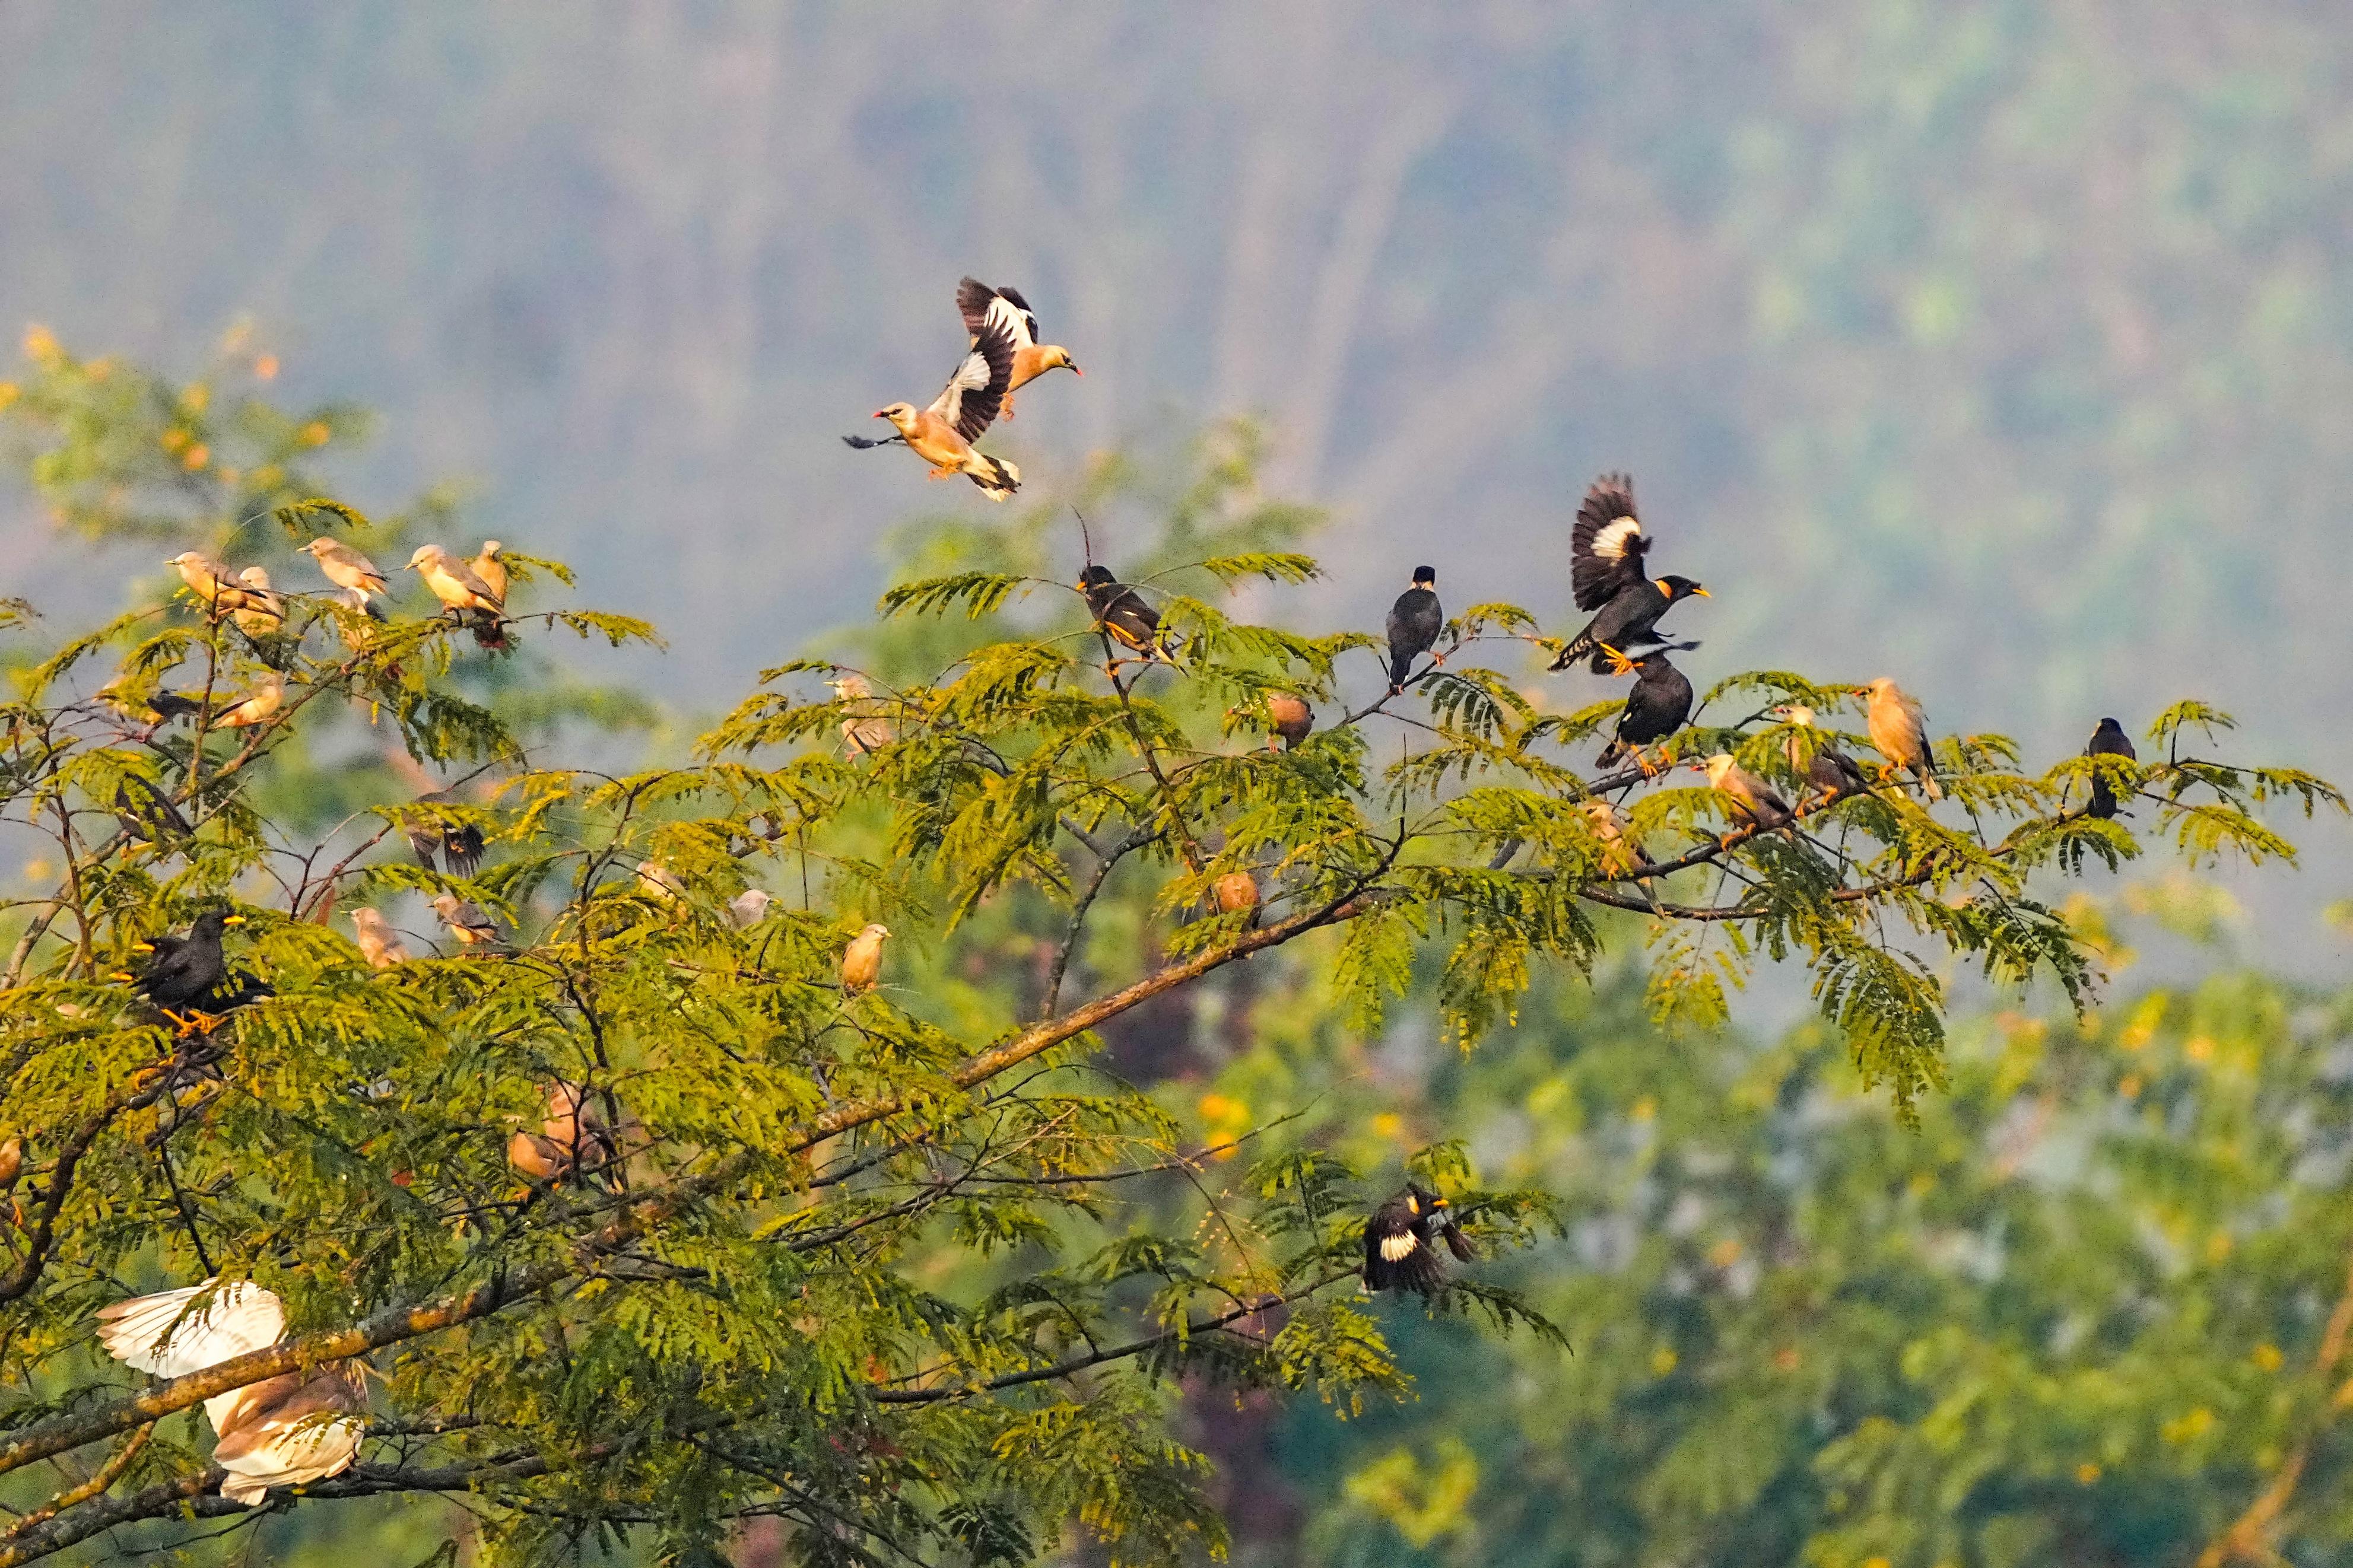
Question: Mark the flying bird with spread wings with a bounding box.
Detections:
[1549,474,1709,675]
[844,285,1022,500]
[955,277,1081,419]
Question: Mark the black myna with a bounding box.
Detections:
[1363,1183,1473,1295]
[1550,474,1708,674]
[1385,567,1443,693]
[1078,565,1174,664]
[2085,717,2137,819]
[128,910,266,1027]
[1596,653,1693,770]
[1773,704,1872,804]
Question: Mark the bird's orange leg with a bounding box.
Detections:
[1600,644,1637,677]
[1001,395,1018,421]
[926,466,958,481]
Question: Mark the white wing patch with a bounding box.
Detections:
[1592,517,1643,560]
[1380,1233,1420,1262]
[983,294,1036,350]
[96,1281,284,1378]
[928,348,990,425]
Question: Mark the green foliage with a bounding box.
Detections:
[0,352,2335,1565]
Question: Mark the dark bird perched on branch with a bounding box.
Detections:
[113,775,192,844]
[124,910,268,1027]
[1363,1184,1473,1294]
[1549,474,1708,674]
[1865,677,1942,800]
[1078,565,1176,665]
[955,277,1081,420]
[1774,704,1872,804]
[404,790,485,879]
[2085,717,2137,819]
[1385,567,1443,693]
[845,292,1021,500]
[1596,653,1693,771]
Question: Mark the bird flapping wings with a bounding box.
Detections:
[957,277,1040,351]
[96,1280,285,1378]
[1570,473,1650,610]
[928,316,1018,442]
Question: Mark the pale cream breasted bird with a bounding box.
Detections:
[212,674,286,730]
[230,566,285,638]
[300,537,388,604]
[163,552,255,619]
[636,857,684,902]
[829,673,897,758]
[409,545,509,651]
[349,907,411,969]
[841,922,890,995]
[95,1281,365,1506]
[1773,704,1872,804]
[507,1081,622,1184]
[956,277,1081,419]
[1701,753,1794,830]
[844,300,1021,500]
[728,888,776,930]
[1865,678,1943,800]
[1579,799,1643,878]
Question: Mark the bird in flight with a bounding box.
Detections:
[844,288,1023,501]
[1385,567,1444,694]
[956,277,1081,419]
[1550,474,1708,675]
[1363,1184,1474,1294]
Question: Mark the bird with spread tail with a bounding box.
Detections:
[956,277,1080,419]
[841,923,890,995]
[1773,704,1872,804]
[1596,652,1693,771]
[1549,474,1709,675]
[95,1281,364,1506]
[1363,1184,1474,1294]
[2085,717,2137,819]
[404,790,485,880]
[1865,678,1942,800]
[843,290,1022,500]
[1385,567,1444,694]
[1078,565,1176,666]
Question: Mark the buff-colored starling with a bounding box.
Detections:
[843,292,1021,500]
[956,277,1081,420]
[841,922,890,994]
[1865,678,1942,800]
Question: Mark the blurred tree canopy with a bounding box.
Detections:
[0,342,2339,1567]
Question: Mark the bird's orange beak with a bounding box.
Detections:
[872,409,890,419]
[1069,364,1084,376]
[1693,587,1711,597]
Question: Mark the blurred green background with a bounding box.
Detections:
[5,4,2352,1563]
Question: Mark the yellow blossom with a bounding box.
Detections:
[1630,1095,1657,1122]
[2186,1035,2215,1064]
[2077,1462,2101,1485]
[1371,1111,1404,1140]
[160,428,189,453]
[2118,1073,2142,1100]
[180,383,209,414]
[0,383,17,411]
[1650,1346,1678,1376]
[182,444,210,471]
[299,420,331,446]
[1708,1237,1743,1268]
[21,324,59,365]
[2253,1343,2284,1372]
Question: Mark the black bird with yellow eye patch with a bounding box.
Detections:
[1078,565,1175,664]
[2085,717,2138,819]
[1385,567,1443,693]
[1550,473,1709,675]
[1363,1183,1474,1294]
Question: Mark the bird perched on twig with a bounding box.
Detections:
[1865,678,1942,800]
[1078,565,1176,666]
[1596,652,1693,771]
[431,893,505,952]
[348,907,411,969]
[230,567,285,640]
[1579,799,1646,878]
[404,790,485,880]
[843,293,1021,500]
[299,538,389,615]
[1773,704,1872,805]
[728,889,776,930]
[408,545,510,651]
[1363,1184,1473,1294]
[828,673,897,757]
[507,1081,627,1185]
[95,1280,365,1506]
[471,540,508,604]
[212,674,285,730]
[163,552,259,621]
[1265,692,1314,750]
[1549,474,1709,674]
[841,922,890,995]
[112,775,191,845]
[1385,567,1444,694]
[956,278,1081,420]
[1701,753,1795,831]
[2085,717,2137,819]
[123,909,264,1029]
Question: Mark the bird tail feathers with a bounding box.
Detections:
[970,454,1020,501]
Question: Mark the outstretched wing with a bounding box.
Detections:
[957,277,1040,349]
[1570,473,1650,610]
[96,1281,285,1376]
[929,317,1018,441]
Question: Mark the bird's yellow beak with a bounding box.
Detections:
[221,915,245,926]
[1693,587,1711,597]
